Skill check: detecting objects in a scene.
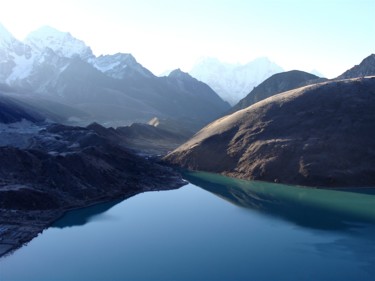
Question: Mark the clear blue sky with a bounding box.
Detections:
[0,0,374,77]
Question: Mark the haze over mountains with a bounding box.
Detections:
[0,23,229,129]
[226,54,375,115]
[189,57,284,105]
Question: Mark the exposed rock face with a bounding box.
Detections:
[164,77,375,188]
[231,70,323,113]
[337,54,375,79]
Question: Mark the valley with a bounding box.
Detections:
[0,17,375,281]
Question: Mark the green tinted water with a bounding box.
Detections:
[1,172,375,280]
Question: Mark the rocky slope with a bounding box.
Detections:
[231,70,324,113]
[164,77,375,188]
[337,54,375,79]
[0,108,186,257]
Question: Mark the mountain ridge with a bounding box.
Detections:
[25,26,94,60]
[337,54,375,79]
[230,70,324,113]
[0,23,230,129]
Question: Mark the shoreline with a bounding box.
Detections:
[0,177,187,259]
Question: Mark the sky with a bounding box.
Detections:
[0,0,374,78]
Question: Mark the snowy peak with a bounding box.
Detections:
[0,22,30,57]
[189,57,283,105]
[241,57,277,70]
[0,22,154,84]
[0,23,34,82]
[92,53,154,79]
[168,68,193,80]
[24,26,93,60]
[0,22,14,48]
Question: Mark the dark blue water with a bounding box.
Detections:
[1,171,375,281]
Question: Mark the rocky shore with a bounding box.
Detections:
[0,122,186,258]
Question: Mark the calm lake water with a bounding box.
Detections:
[1,171,375,281]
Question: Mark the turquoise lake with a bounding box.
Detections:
[1,171,375,281]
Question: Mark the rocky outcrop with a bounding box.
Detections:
[164,77,375,188]
[337,54,375,79]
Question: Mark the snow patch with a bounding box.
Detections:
[6,54,34,82]
[93,60,121,72]
[24,26,93,59]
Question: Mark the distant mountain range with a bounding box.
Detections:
[229,54,375,114]
[189,57,284,105]
[0,23,230,129]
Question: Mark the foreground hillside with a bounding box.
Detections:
[0,103,185,257]
[165,77,375,188]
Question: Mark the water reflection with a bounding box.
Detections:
[182,171,375,231]
[52,200,122,228]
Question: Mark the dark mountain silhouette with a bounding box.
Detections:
[231,70,323,113]
[337,54,375,79]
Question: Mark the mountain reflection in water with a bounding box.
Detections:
[2,172,375,281]
[52,200,122,228]
[182,170,375,230]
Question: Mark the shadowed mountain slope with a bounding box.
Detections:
[165,77,375,188]
[231,70,323,113]
[337,54,375,79]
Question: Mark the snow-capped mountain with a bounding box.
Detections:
[189,57,283,105]
[0,23,230,128]
[0,24,152,91]
[0,22,17,50]
[93,53,154,79]
[0,23,71,89]
[0,23,33,82]
[25,26,94,60]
